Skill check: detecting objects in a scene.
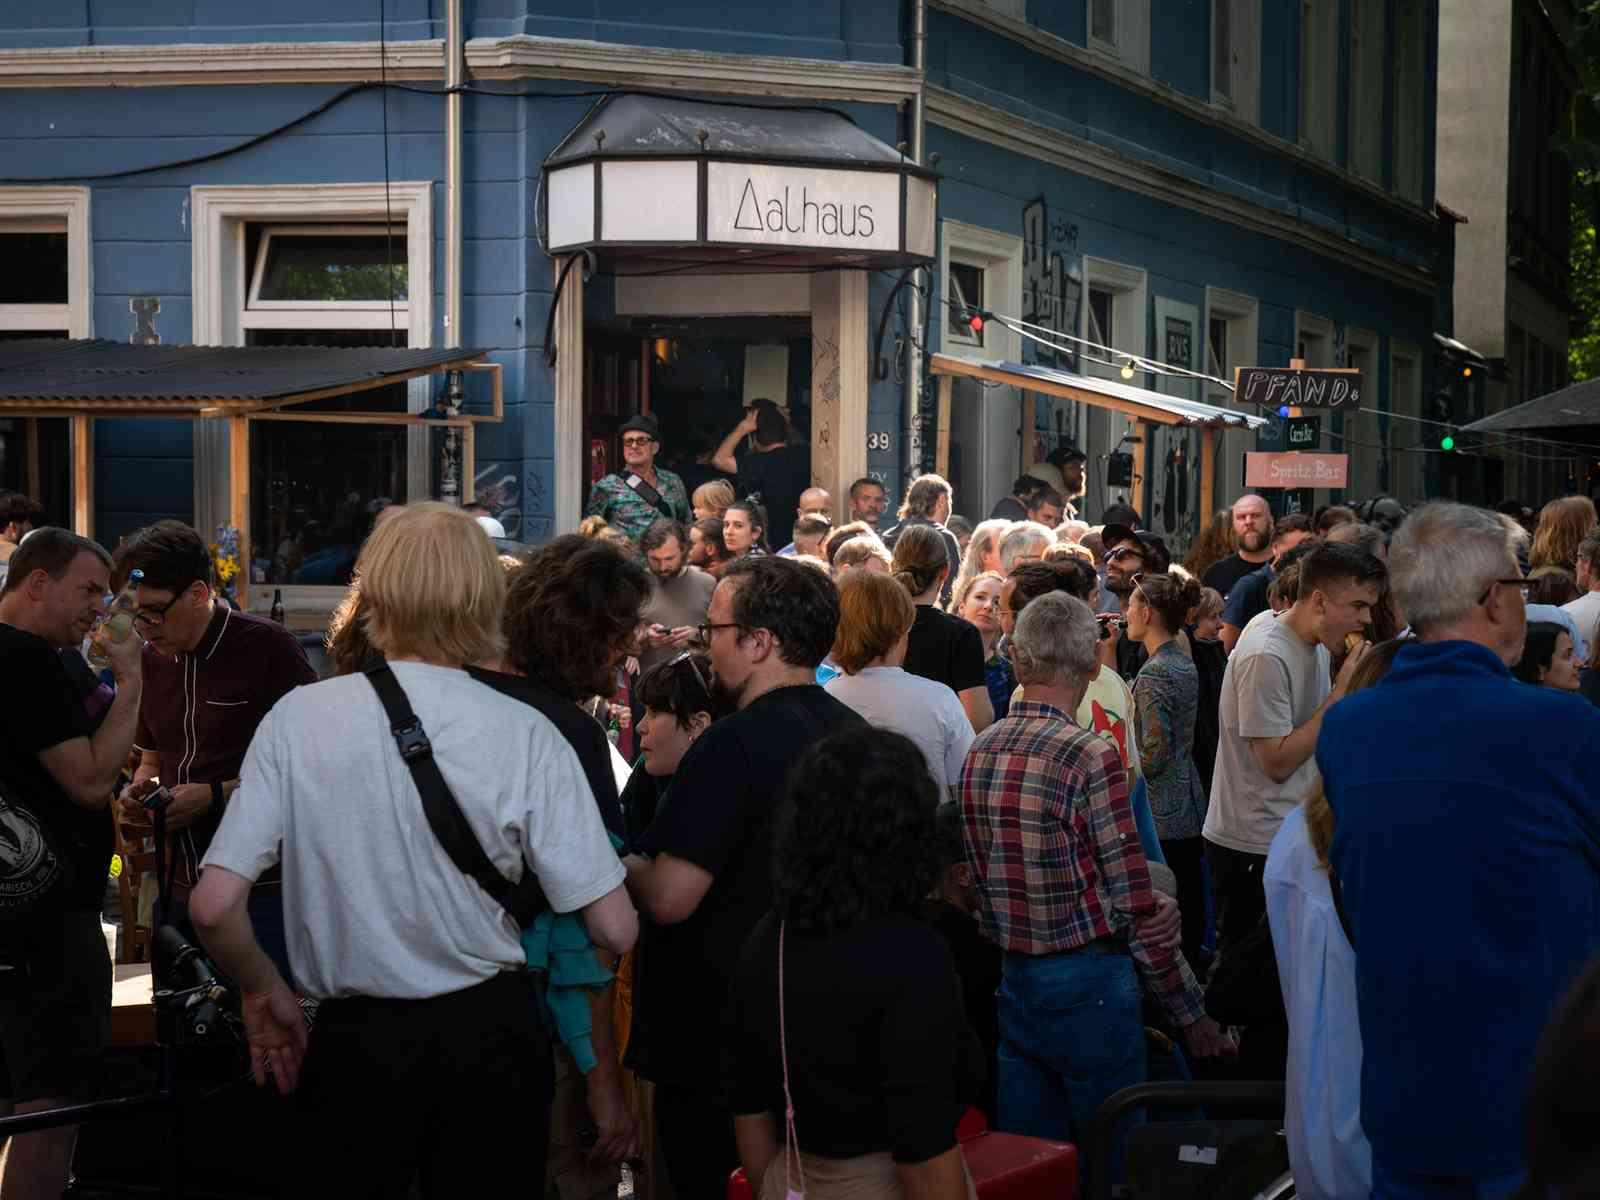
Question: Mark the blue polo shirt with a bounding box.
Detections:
[1320,640,1600,1179]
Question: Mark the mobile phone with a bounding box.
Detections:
[142,785,173,812]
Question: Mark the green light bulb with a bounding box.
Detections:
[1441,435,1455,451]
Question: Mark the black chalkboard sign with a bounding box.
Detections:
[1235,367,1361,410]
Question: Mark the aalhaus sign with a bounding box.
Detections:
[708,164,899,252]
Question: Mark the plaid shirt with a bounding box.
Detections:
[959,699,1204,1026]
[584,468,690,542]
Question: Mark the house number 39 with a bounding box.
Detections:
[866,431,893,452]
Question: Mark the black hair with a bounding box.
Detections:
[1101,502,1142,528]
[0,491,45,529]
[634,653,729,730]
[792,513,833,543]
[0,527,110,597]
[933,801,966,871]
[692,516,729,560]
[751,399,787,445]
[1513,622,1571,686]
[1008,558,1096,607]
[1275,512,1314,538]
[1011,474,1050,501]
[1297,541,1388,598]
[640,518,688,555]
[848,477,885,498]
[721,555,840,668]
[773,727,942,938]
[113,520,212,596]
[1026,486,1066,515]
[725,499,771,553]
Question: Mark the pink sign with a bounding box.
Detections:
[1244,452,1349,488]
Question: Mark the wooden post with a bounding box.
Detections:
[639,340,652,416]
[229,417,251,610]
[70,415,93,537]
[463,424,476,516]
[935,374,953,479]
[24,418,39,499]
[1199,426,1218,519]
[1129,420,1146,517]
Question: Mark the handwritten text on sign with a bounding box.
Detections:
[706,163,901,252]
[1236,367,1361,410]
[1245,452,1349,489]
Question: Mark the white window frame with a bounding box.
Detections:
[1390,339,1423,503]
[1088,0,1150,76]
[1348,0,1385,182]
[1211,0,1260,125]
[0,188,92,337]
[1082,258,1147,380]
[1294,310,1335,367]
[190,183,434,607]
[1204,287,1258,404]
[944,259,988,350]
[939,220,1024,503]
[1299,0,1339,160]
[243,223,410,328]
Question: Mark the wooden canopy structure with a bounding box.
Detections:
[929,353,1269,519]
[0,339,501,606]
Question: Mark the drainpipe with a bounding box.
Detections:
[904,0,927,479]
[441,0,466,503]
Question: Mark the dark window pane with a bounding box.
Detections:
[1089,287,1114,348]
[1213,0,1232,99]
[0,233,68,305]
[255,233,408,303]
[948,262,985,342]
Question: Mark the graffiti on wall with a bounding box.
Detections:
[1021,197,1081,372]
[472,464,522,538]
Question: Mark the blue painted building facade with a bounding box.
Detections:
[0,0,1458,591]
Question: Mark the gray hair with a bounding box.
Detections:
[1326,522,1387,560]
[1389,502,1518,635]
[998,521,1055,574]
[1011,593,1099,687]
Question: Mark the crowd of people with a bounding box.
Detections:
[2,445,1600,1200]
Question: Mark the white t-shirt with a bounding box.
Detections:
[1561,590,1600,659]
[202,662,626,1001]
[1204,617,1329,855]
[825,666,975,794]
[1009,664,1143,780]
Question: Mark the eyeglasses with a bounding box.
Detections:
[1104,546,1143,565]
[696,621,742,642]
[621,436,655,448]
[132,589,185,632]
[669,651,710,697]
[1477,578,1531,606]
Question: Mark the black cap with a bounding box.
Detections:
[1048,445,1087,467]
[1100,522,1139,552]
[1100,524,1171,573]
[618,414,661,440]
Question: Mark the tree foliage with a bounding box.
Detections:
[1567,4,1600,382]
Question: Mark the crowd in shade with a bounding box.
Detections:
[2,441,1600,1200]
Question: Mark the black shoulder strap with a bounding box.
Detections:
[1327,865,1356,951]
[364,661,548,928]
[624,472,675,519]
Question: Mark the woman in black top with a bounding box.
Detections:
[730,727,982,1199]
[619,651,727,843]
[891,524,993,733]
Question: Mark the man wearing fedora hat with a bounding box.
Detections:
[586,415,691,543]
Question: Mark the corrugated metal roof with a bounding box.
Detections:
[1464,377,1600,436]
[0,339,487,411]
[931,354,1269,430]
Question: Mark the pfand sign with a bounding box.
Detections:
[707,163,900,253]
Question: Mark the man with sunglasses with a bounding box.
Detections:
[585,414,691,543]
[1100,523,1171,683]
[110,521,314,982]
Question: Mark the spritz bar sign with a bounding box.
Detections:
[1245,452,1349,488]
[1235,367,1361,410]
[706,163,901,252]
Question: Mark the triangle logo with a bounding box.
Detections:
[733,178,763,232]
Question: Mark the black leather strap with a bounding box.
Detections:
[364,661,548,928]
[624,472,675,519]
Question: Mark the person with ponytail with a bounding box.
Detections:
[723,499,771,561]
[1125,570,1209,967]
[892,524,993,733]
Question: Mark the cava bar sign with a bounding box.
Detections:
[1235,366,1362,410]
[541,94,937,272]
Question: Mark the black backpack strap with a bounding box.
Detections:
[623,472,675,519]
[364,661,548,928]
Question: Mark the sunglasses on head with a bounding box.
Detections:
[669,650,711,697]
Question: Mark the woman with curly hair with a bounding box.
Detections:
[730,726,982,1200]
[1182,507,1235,581]
[1530,496,1598,574]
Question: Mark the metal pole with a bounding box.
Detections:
[904,0,927,480]
[443,0,466,503]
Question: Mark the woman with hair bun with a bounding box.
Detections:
[1125,569,1209,966]
[892,524,993,733]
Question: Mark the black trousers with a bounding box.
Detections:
[284,972,553,1199]
[1203,839,1268,960]
[1159,836,1209,971]
[654,1082,739,1200]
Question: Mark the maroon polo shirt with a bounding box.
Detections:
[133,605,316,888]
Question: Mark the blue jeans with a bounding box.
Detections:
[995,948,1145,1147]
[1370,1159,1525,1199]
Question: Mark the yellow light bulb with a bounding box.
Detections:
[1462,365,1473,378]
[1120,361,1135,380]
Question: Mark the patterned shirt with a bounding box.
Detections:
[1132,641,1208,841]
[959,699,1204,1026]
[584,467,690,542]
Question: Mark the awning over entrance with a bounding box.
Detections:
[1463,378,1600,444]
[929,354,1270,431]
[0,339,493,417]
[930,353,1269,529]
[542,92,937,274]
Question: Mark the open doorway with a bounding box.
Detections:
[583,314,813,514]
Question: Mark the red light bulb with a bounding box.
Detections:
[969,314,984,333]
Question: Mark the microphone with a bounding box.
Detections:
[154,926,225,1037]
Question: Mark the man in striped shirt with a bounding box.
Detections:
[960,593,1234,1147]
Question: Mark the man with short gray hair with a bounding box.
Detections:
[960,593,1233,1150]
[1561,527,1600,657]
[1319,502,1600,1195]
[996,521,1054,574]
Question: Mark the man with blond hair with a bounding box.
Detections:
[883,473,962,604]
[192,503,637,1196]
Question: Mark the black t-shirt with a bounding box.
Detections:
[618,760,669,847]
[0,624,108,911]
[467,667,624,838]
[1202,552,1268,600]
[902,606,986,697]
[628,684,864,1088]
[729,911,984,1164]
[736,445,812,549]
[988,496,1027,522]
[923,899,1000,1119]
